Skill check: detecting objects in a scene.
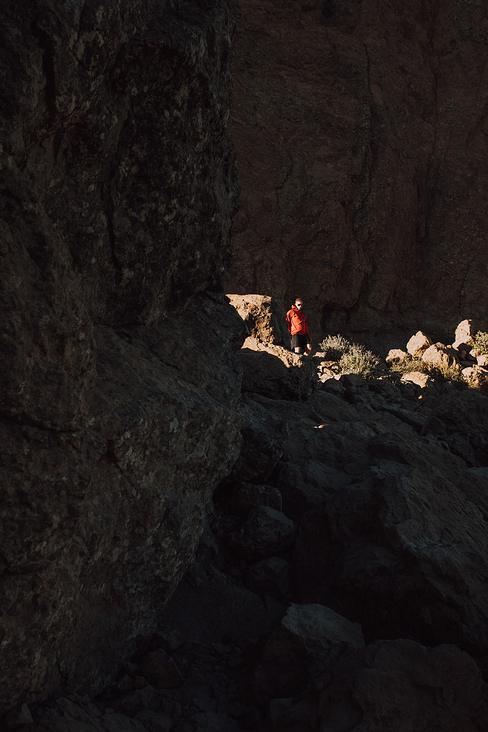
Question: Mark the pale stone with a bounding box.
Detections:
[406,331,432,357]
[400,372,431,388]
[453,337,475,351]
[477,354,488,368]
[227,294,289,346]
[386,348,408,363]
[462,366,488,389]
[470,348,482,358]
[455,319,474,343]
[422,343,460,370]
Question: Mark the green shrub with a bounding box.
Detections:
[318,334,351,361]
[339,343,380,377]
[319,334,379,377]
[390,355,466,385]
[390,357,427,374]
[475,331,488,354]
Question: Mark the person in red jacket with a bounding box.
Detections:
[286,298,312,355]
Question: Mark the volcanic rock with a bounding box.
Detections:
[0,0,242,714]
[239,337,318,401]
[28,695,147,732]
[230,506,295,562]
[160,564,273,644]
[140,650,183,690]
[406,331,432,358]
[228,0,488,340]
[293,428,488,656]
[317,639,488,732]
[455,319,475,344]
[225,393,288,485]
[248,557,290,600]
[252,603,364,703]
[385,348,408,364]
[400,371,432,389]
[227,294,290,347]
[134,711,173,732]
[422,389,488,466]
[230,481,283,516]
[5,704,33,730]
[422,342,461,370]
[462,366,488,392]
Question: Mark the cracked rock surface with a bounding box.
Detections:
[0,0,243,713]
[228,0,488,344]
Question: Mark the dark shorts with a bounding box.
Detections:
[291,333,310,351]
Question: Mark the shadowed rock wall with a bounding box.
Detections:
[0,0,244,714]
[228,0,488,347]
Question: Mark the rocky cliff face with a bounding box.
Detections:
[228,0,488,346]
[0,0,244,714]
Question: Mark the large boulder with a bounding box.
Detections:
[1,295,246,713]
[406,331,432,358]
[25,695,148,732]
[462,366,488,394]
[239,338,317,401]
[252,603,364,703]
[422,389,488,466]
[227,294,290,346]
[225,393,288,484]
[230,481,283,516]
[160,563,273,644]
[0,0,242,714]
[422,342,461,370]
[317,640,488,732]
[455,319,475,344]
[229,506,295,562]
[292,429,488,656]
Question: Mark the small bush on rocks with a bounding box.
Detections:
[319,335,380,377]
[475,331,488,355]
[390,357,426,374]
[339,343,380,378]
[318,334,351,361]
[390,355,466,386]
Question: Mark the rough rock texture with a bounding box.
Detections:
[12,302,488,730]
[317,640,488,732]
[290,397,488,657]
[227,0,488,345]
[29,696,148,732]
[422,342,461,370]
[463,366,488,393]
[401,371,432,389]
[230,481,283,516]
[227,294,290,346]
[160,562,273,645]
[248,556,290,600]
[253,603,364,704]
[0,0,243,715]
[406,331,432,358]
[225,393,289,485]
[385,348,408,364]
[229,505,295,561]
[239,337,318,401]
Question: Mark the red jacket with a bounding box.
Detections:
[286,305,310,337]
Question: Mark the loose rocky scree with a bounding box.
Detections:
[15,304,488,731]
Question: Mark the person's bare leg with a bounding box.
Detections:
[294,347,302,354]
